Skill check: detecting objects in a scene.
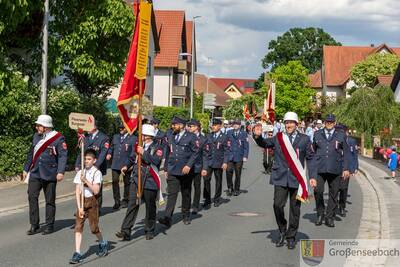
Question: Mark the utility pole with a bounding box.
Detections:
[40,0,49,114]
[190,16,201,118]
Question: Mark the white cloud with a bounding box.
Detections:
[154,0,400,78]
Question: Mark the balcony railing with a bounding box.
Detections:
[172,86,188,96]
[178,59,190,72]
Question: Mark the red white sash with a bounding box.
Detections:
[148,165,165,206]
[25,131,62,183]
[276,132,309,202]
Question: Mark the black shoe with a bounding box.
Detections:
[158,217,172,228]
[339,207,346,217]
[227,189,233,197]
[315,214,324,226]
[146,233,154,240]
[115,231,130,241]
[233,190,239,196]
[325,218,335,227]
[192,207,198,215]
[69,252,83,264]
[203,201,211,209]
[183,216,191,225]
[121,200,128,209]
[214,200,220,207]
[113,202,121,210]
[287,239,296,250]
[42,226,54,235]
[27,225,40,235]
[275,233,286,247]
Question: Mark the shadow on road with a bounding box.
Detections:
[53,218,76,233]
[250,229,310,243]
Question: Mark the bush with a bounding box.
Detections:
[0,136,31,180]
[153,106,189,131]
[194,112,210,133]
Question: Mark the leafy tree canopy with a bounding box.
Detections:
[351,53,400,88]
[262,27,341,73]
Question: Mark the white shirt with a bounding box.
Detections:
[74,166,102,197]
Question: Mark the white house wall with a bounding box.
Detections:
[394,83,400,103]
[326,86,344,99]
[153,67,172,107]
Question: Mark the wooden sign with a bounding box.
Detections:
[68,113,95,131]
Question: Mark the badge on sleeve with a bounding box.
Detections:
[156,149,163,157]
[104,142,110,149]
[62,142,67,150]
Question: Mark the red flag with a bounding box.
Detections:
[117,2,145,134]
[243,104,251,121]
[251,101,258,119]
[263,82,276,123]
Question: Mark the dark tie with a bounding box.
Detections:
[175,134,179,143]
[289,134,294,144]
[327,131,332,140]
[120,136,125,143]
[235,131,238,137]
[214,133,217,140]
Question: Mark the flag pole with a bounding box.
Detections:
[80,135,85,218]
[136,79,143,205]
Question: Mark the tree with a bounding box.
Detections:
[269,61,315,119]
[223,94,262,120]
[351,53,400,88]
[262,27,341,73]
[254,72,265,91]
[49,0,135,97]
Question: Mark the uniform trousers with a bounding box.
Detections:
[314,173,341,219]
[338,177,350,209]
[203,168,223,203]
[192,172,202,209]
[273,185,301,240]
[121,182,157,235]
[263,152,274,174]
[226,161,243,191]
[112,169,131,204]
[28,178,57,227]
[165,174,193,218]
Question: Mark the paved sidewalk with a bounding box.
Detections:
[0,171,112,215]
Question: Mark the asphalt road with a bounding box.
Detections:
[0,141,363,267]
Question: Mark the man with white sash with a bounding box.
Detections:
[253,112,316,250]
[23,115,68,235]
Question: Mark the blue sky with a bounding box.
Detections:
[155,0,400,79]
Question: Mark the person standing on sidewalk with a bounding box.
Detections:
[75,122,109,210]
[253,112,316,250]
[336,124,359,217]
[23,115,68,235]
[312,114,351,228]
[388,146,398,179]
[225,119,249,196]
[158,116,200,227]
[187,119,209,215]
[106,123,137,210]
[203,119,228,208]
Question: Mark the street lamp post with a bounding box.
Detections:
[190,16,201,119]
[40,0,49,114]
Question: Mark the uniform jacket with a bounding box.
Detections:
[24,132,68,181]
[204,131,228,169]
[126,142,163,191]
[108,133,137,171]
[225,129,249,162]
[75,130,110,175]
[347,136,359,173]
[193,133,209,174]
[312,129,351,175]
[164,130,200,176]
[254,131,316,189]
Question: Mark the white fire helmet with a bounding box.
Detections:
[142,124,155,137]
[35,115,53,128]
[283,112,299,123]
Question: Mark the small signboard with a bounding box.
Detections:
[68,113,95,131]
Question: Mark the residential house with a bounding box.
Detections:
[210,78,256,99]
[152,10,196,107]
[310,44,400,100]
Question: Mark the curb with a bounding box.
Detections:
[0,180,113,216]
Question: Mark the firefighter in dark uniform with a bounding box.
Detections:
[312,114,351,228]
[335,124,359,217]
[253,112,316,250]
[158,116,200,227]
[106,123,137,210]
[116,124,164,241]
[225,119,249,196]
[262,125,274,174]
[203,119,228,208]
[151,118,165,146]
[23,115,68,235]
[187,119,209,214]
[75,122,109,210]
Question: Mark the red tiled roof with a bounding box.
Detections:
[309,70,322,88]
[209,78,256,93]
[154,10,185,67]
[322,44,400,87]
[194,74,230,106]
[376,75,394,87]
